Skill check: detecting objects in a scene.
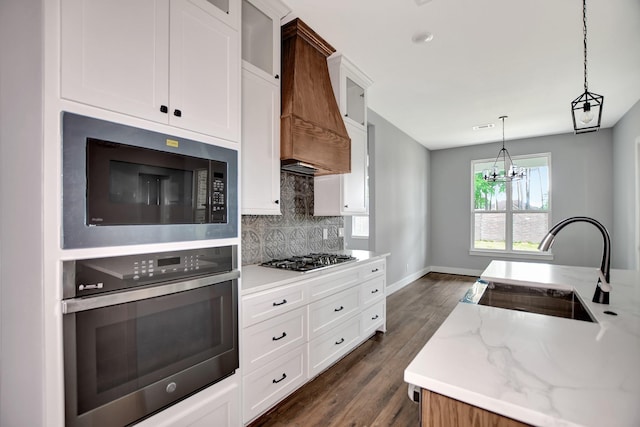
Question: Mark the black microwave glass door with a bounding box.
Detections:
[72,281,237,416]
[86,139,224,226]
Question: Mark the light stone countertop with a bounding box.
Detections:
[404,260,640,427]
[240,250,390,295]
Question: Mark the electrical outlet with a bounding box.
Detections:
[338,227,344,237]
[322,228,328,240]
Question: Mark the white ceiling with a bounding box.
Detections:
[281,0,640,150]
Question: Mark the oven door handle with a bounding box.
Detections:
[61,270,240,314]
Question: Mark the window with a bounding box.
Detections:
[351,216,369,238]
[471,153,550,254]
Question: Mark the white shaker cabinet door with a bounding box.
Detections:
[241,69,281,214]
[61,0,170,123]
[169,0,240,141]
[342,122,368,214]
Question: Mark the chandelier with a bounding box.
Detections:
[571,0,603,133]
[482,116,525,183]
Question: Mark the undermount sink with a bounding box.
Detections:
[461,280,596,323]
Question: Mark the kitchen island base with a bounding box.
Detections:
[421,389,529,427]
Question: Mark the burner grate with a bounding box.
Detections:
[260,253,356,272]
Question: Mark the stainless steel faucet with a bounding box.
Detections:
[538,216,611,304]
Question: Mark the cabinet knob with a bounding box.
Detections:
[344,205,349,208]
[173,109,182,117]
[160,105,168,114]
[275,74,279,79]
[274,200,279,204]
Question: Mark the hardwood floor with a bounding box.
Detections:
[248,272,476,427]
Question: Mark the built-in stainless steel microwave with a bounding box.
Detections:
[62,112,238,249]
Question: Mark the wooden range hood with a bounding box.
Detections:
[280,19,351,176]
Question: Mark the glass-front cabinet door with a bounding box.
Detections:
[241,0,286,84]
[346,77,365,126]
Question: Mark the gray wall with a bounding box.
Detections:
[368,110,431,287]
[0,0,46,425]
[430,130,614,272]
[612,99,640,270]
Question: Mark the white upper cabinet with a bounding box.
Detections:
[241,70,281,214]
[314,54,372,216]
[240,0,289,215]
[314,122,368,216]
[169,0,240,140]
[327,54,373,131]
[61,0,240,142]
[201,0,241,29]
[241,0,286,84]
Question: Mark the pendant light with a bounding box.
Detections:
[483,116,525,183]
[571,0,603,134]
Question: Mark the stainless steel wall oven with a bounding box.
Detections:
[62,246,239,427]
[62,112,238,249]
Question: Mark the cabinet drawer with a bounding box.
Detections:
[308,286,360,339]
[243,307,307,373]
[360,259,385,282]
[243,345,307,423]
[361,300,385,337]
[308,315,361,378]
[360,275,385,307]
[242,281,306,326]
[307,265,361,301]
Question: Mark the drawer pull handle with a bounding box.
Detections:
[272,332,287,341]
[334,306,344,312]
[372,314,379,320]
[335,338,345,345]
[273,299,287,307]
[371,289,379,294]
[372,268,379,273]
[272,373,287,384]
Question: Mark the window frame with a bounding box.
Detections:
[351,215,369,238]
[469,152,553,260]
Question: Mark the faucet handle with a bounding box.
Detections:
[597,270,612,292]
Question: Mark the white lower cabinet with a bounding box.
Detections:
[308,314,361,378]
[243,306,307,372]
[243,345,307,422]
[135,375,240,426]
[362,300,386,336]
[241,256,387,424]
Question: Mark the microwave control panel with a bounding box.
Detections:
[210,160,227,223]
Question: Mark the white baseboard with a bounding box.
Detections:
[428,265,483,277]
[386,266,482,296]
[386,267,430,295]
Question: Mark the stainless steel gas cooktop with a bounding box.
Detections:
[260,253,357,272]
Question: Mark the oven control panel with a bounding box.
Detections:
[63,246,235,298]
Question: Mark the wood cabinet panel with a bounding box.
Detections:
[421,389,530,427]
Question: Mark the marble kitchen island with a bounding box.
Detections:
[405,260,640,427]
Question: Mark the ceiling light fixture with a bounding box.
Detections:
[472,123,495,131]
[411,32,434,44]
[483,116,525,183]
[571,0,603,134]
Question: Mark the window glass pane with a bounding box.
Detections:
[352,216,369,237]
[473,162,506,211]
[473,213,505,250]
[513,213,549,251]
[512,157,549,211]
